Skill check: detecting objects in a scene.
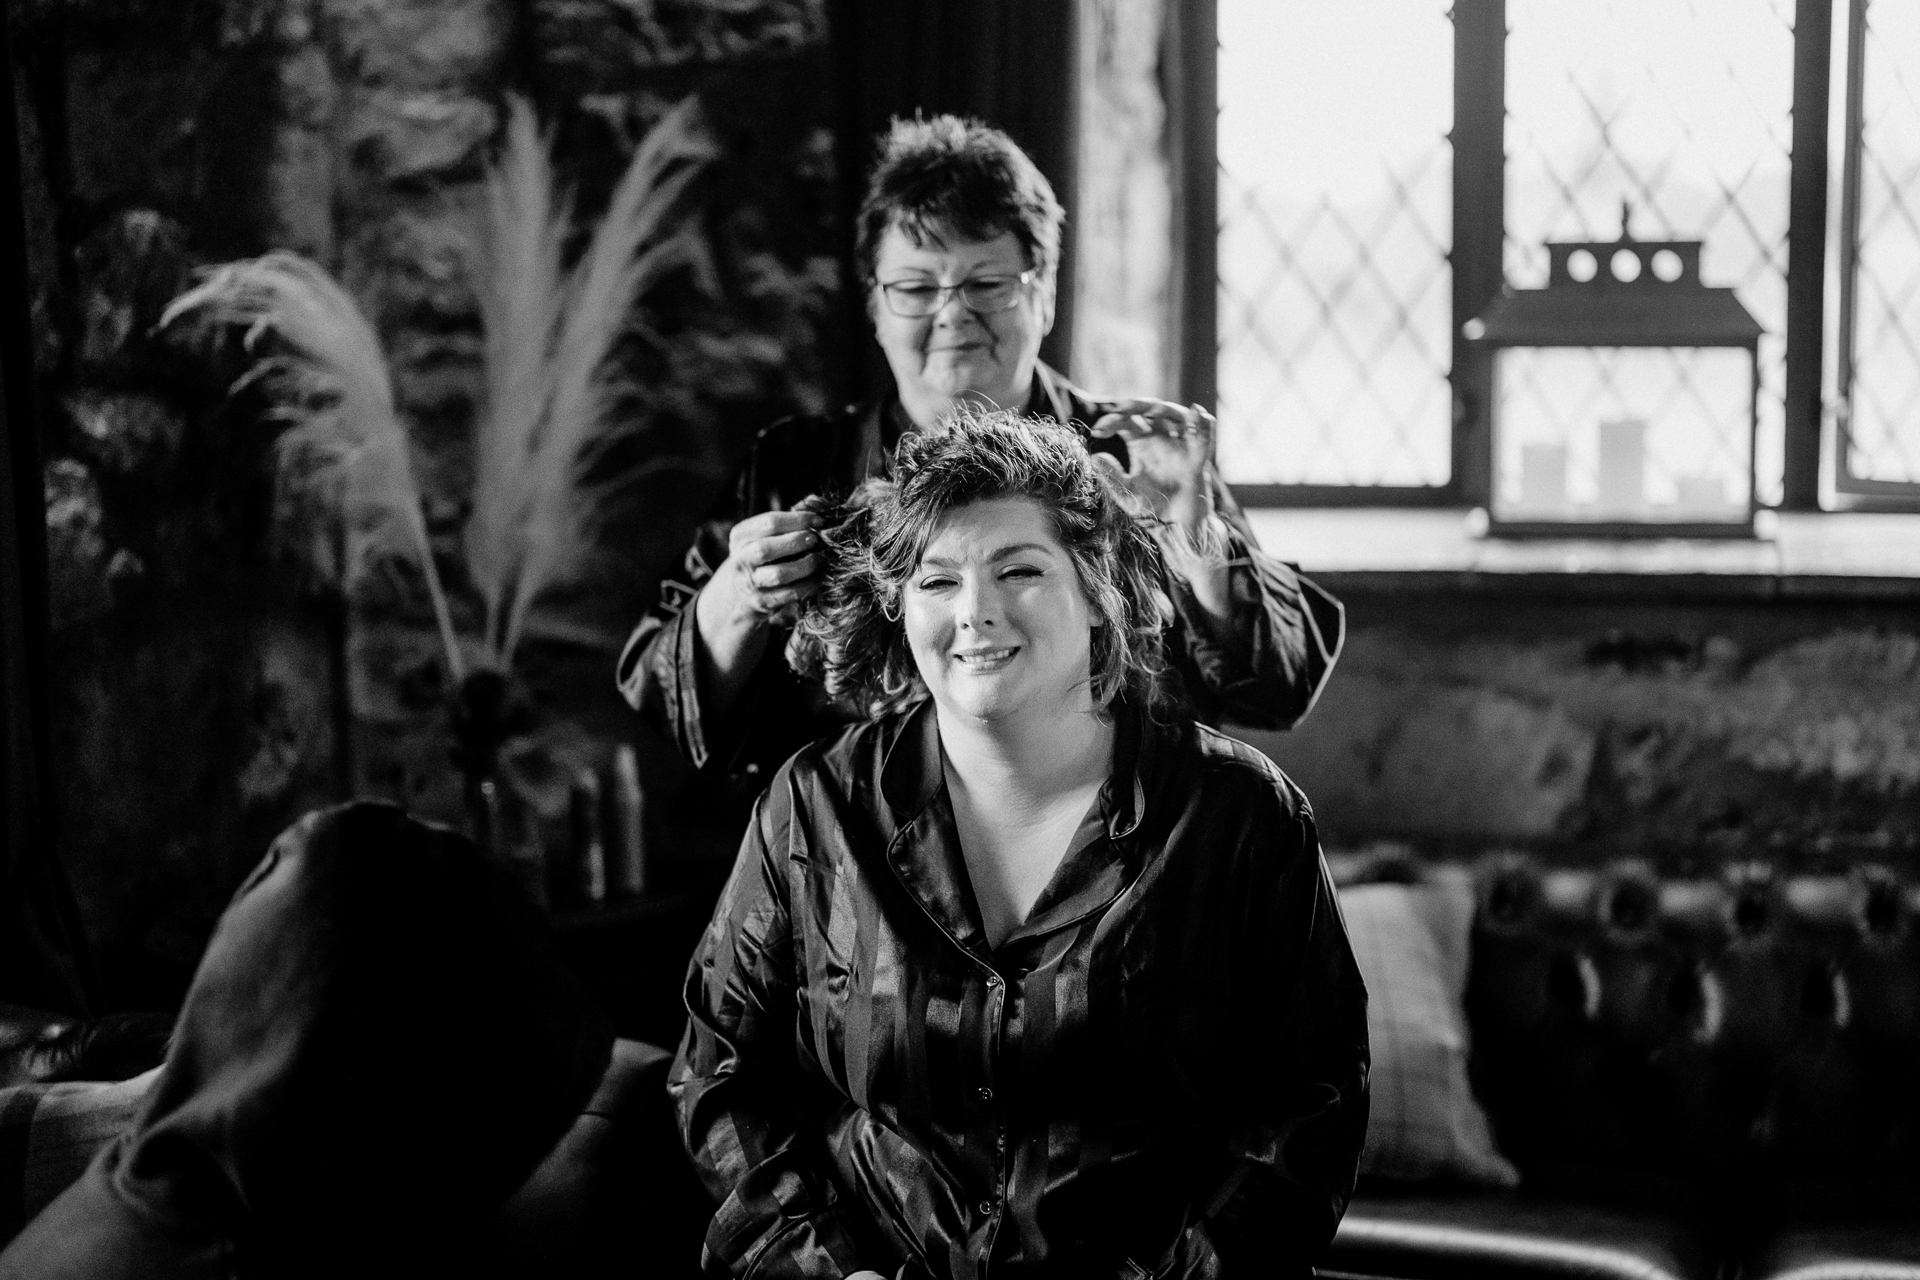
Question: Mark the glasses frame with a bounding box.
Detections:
[873,269,1037,318]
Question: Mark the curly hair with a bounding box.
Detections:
[788,410,1176,721]
[853,115,1064,289]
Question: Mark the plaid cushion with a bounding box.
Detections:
[0,1067,159,1246]
[1340,876,1519,1187]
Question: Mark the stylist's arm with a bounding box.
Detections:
[692,508,824,712]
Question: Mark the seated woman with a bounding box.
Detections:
[671,411,1369,1280]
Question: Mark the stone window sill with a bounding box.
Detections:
[1241,508,1920,600]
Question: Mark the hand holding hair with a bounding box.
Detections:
[1088,398,1219,540]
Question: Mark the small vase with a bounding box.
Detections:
[468,771,547,909]
[468,772,504,858]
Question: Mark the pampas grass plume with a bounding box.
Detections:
[491,94,719,665]
[165,94,717,695]
[161,252,467,683]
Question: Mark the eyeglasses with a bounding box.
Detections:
[874,270,1035,318]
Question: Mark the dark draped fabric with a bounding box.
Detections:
[0,803,619,1278]
[828,0,1079,393]
[1,11,92,1014]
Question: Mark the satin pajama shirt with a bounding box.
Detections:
[670,703,1370,1280]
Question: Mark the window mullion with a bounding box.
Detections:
[1830,0,1867,497]
[1452,0,1506,507]
[1169,0,1217,411]
[1782,0,1836,510]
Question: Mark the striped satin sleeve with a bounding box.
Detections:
[1192,803,1371,1276]
[669,781,873,1280]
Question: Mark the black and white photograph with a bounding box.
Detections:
[1,0,1917,1276]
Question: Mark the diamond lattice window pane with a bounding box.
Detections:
[1506,0,1793,506]
[1846,0,1920,485]
[1217,0,1452,488]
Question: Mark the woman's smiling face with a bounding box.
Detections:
[902,497,1097,724]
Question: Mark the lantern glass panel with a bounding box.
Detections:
[1493,346,1754,522]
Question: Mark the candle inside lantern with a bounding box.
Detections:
[1519,443,1569,512]
[1596,417,1647,515]
[1672,474,1730,512]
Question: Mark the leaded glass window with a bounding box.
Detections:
[1216,0,1454,490]
[1838,0,1920,490]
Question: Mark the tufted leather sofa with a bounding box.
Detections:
[1324,855,1920,1280]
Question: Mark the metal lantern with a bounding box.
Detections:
[1467,221,1765,537]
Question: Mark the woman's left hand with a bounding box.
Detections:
[1088,398,1217,537]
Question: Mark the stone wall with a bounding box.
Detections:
[11,0,341,1007]
[10,0,845,1007]
[1239,584,1920,866]
[1071,0,1171,399]
[326,0,840,837]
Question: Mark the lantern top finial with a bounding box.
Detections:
[1467,225,1765,348]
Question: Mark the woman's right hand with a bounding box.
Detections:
[701,510,825,629]
[693,508,825,709]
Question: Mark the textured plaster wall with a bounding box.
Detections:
[1239,587,1920,862]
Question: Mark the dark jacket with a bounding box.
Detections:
[0,803,617,1279]
[670,701,1371,1280]
[616,366,1345,789]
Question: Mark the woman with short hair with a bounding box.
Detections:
[671,411,1369,1280]
[618,115,1344,794]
